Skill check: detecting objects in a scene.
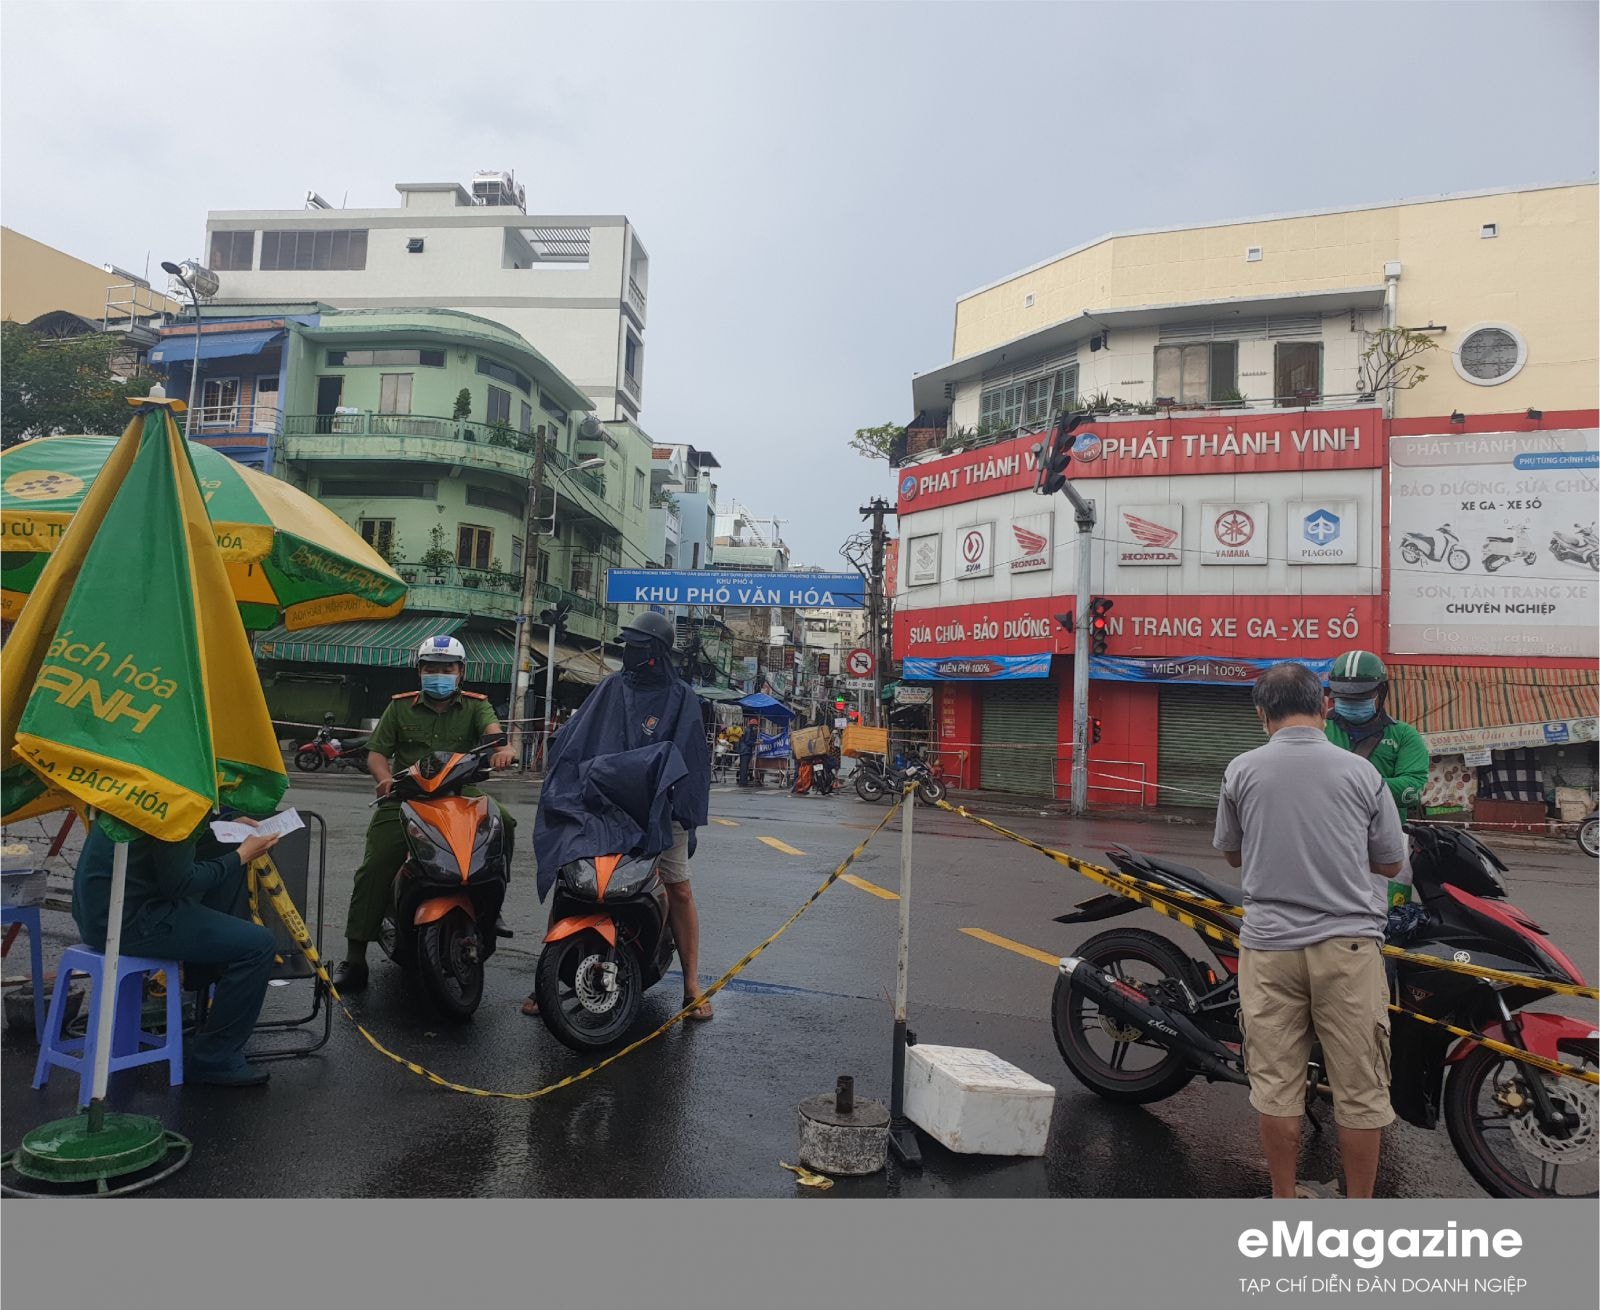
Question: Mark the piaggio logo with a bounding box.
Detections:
[1303,509,1341,545]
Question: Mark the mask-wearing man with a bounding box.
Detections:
[526,612,714,1020]
[331,636,517,991]
[1324,650,1430,906]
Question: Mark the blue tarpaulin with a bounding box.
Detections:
[148,329,284,365]
[737,692,795,725]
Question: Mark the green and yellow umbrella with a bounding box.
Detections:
[2,433,406,632]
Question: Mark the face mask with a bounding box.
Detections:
[622,645,654,673]
[1335,696,1378,724]
[420,672,459,699]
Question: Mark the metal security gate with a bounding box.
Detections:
[980,680,1058,796]
[1157,686,1263,808]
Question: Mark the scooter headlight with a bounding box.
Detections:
[562,859,598,896]
[405,818,439,861]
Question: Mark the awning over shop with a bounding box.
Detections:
[551,644,617,686]
[254,617,515,684]
[148,329,284,366]
[1389,664,1599,754]
[694,685,745,702]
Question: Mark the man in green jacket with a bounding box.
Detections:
[1325,650,1430,905]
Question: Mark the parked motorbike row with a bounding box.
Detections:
[293,719,370,774]
[1400,521,1598,573]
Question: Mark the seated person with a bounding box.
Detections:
[73,817,281,1087]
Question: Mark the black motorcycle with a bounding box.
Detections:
[1050,825,1597,1198]
[376,741,509,1021]
[854,749,947,806]
[536,844,678,1053]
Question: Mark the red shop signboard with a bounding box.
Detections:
[895,408,1383,515]
[893,594,1379,661]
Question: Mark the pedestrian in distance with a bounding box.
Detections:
[736,714,760,787]
[72,817,282,1087]
[331,636,517,991]
[1213,662,1407,1199]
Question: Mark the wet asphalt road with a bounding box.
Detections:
[4,772,1595,1198]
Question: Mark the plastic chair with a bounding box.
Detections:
[32,945,184,1106]
[1,904,46,1040]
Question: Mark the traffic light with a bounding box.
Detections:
[1055,611,1074,634]
[1032,412,1083,496]
[539,599,573,644]
[1088,597,1114,655]
[1091,717,1103,745]
[834,698,847,714]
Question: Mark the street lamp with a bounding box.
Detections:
[159,259,219,440]
[509,456,605,771]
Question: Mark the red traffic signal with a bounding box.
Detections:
[1091,716,1103,745]
[1089,597,1113,655]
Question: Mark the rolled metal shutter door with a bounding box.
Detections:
[1157,686,1262,808]
[980,681,1059,796]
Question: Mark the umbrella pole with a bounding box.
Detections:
[85,827,128,1132]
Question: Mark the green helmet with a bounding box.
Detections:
[1328,650,1388,695]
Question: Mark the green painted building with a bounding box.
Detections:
[154,304,656,725]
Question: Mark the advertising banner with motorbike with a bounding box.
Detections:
[1389,429,1598,657]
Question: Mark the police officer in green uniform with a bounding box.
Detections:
[331,636,516,990]
[1325,649,1430,905]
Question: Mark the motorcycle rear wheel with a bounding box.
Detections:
[1443,1042,1598,1198]
[536,929,643,1052]
[418,909,485,1022]
[1580,817,1599,859]
[855,772,887,803]
[293,749,322,773]
[1052,927,1204,1104]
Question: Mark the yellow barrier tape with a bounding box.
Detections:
[244,804,899,1101]
[935,801,1600,1088]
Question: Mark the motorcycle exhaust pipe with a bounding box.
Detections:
[1060,956,1248,1086]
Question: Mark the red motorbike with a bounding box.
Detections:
[1051,824,1597,1198]
[294,720,369,774]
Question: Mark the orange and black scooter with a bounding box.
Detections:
[376,741,509,1021]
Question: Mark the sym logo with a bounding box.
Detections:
[1303,510,1341,545]
[962,530,985,562]
[899,473,918,502]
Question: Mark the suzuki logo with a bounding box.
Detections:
[1304,510,1341,545]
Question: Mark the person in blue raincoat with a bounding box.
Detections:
[526,611,713,1019]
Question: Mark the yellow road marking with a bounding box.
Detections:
[713,818,739,827]
[759,836,806,856]
[960,927,1059,968]
[841,873,899,901]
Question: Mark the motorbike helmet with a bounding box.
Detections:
[1327,650,1388,696]
[617,611,676,647]
[417,634,467,666]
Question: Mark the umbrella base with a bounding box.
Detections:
[2,1112,190,1197]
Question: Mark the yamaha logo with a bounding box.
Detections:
[1453,950,1472,964]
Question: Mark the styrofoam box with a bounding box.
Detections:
[903,1044,1056,1157]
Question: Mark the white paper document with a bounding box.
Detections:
[210,808,306,845]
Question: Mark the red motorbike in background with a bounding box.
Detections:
[294,716,369,774]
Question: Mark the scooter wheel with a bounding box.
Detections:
[1447,549,1471,572]
[855,774,887,804]
[293,749,322,773]
[535,930,642,1052]
[418,909,484,1022]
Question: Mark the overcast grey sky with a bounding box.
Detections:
[3,1,1596,566]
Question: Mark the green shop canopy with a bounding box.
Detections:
[253,617,516,684]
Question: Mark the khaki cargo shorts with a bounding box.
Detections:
[656,828,692,885]
[1239,937,1394,1130]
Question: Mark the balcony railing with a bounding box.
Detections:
[543,443,607,498]
[626,277,647,321]
[190,403,282,435]
[621,370,642,401]
[283,412,541,452]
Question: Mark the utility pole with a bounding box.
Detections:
[1034,415,1095,816]
[858,496,895,727]
[509,427,550,767]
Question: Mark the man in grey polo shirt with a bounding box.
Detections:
[1214,662,1407,1199]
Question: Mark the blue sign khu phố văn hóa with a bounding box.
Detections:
[604,569,866,610]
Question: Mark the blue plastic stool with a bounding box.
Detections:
[2,904,47,1041]
[32,945,184,1106]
